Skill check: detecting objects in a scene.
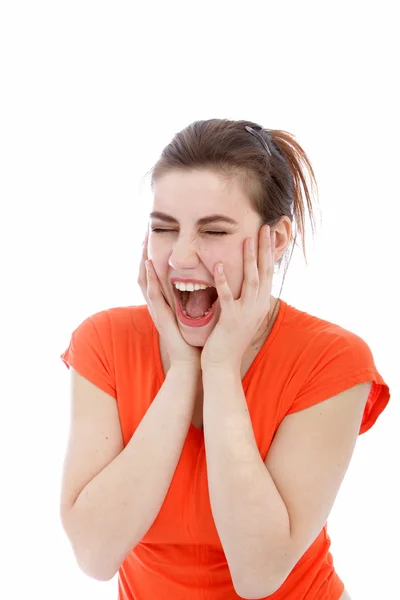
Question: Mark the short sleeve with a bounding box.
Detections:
[60,312,116,398]
[286,330,390,435]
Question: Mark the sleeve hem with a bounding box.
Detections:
[59,352,117,400]
[286,367,390,435]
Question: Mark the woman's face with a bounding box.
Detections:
[148,168,265,347]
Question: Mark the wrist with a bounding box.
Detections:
[169,360,201,376]
[201,362,240,379]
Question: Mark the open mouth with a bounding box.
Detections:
[173,285,218,320]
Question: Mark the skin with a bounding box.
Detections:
[144,168,354,600]
[147,168,292,349]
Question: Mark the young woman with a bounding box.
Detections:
[60,119,390,599]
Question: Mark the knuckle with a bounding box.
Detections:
[221,289,231,301]
[147,287,158,301]
[249,277,259,288]
[224,314,236,327]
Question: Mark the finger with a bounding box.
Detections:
[145,259,174,318]
[145,259,159,303]
[145,259,185,345]
[214,262,234,314]
[142,230,149,260]
[144,259,162,324]
[258,225,274,298]
[138,231,150,298]
[241,236,260,304]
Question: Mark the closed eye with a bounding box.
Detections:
[151,228,227,236]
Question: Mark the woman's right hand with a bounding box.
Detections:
[138,231,201,370]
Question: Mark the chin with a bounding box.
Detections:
[175,305,220,348]
[177,321,213,348]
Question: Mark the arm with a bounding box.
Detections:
[202,365,370,599]
[61,364,200,581]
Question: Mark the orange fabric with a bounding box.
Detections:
[60,299,390,599]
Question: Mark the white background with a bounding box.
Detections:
[0,1,398,598]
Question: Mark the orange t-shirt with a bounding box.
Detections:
[60,299,390,600]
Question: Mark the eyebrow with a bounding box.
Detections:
[149,211,239,226]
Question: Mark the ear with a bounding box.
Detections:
[273,216,292,262]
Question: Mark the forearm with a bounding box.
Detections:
[202,366,291,597]
[66,365,201,581]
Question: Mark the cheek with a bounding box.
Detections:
[147,234,159,260]
[203,240,241,265]
[203,243,244,293]
[148,237,169,277]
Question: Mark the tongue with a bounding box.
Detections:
[185,289,214,318]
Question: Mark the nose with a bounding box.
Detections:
[168,236,200,271]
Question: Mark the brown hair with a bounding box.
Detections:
[144,118,320,333]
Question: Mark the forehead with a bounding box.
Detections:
[152,169,254,216]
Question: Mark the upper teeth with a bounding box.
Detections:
[173,282,212,292]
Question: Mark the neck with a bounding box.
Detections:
[250,296,280,350]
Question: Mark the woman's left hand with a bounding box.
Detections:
[201,224,276,371]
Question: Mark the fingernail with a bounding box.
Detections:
[217,263,224,274]
[265,225,270,238]
[249,237,254,251]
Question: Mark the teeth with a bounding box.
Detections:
[173,281,212,292]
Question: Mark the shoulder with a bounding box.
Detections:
[280,302,373,363]
[279,302,390,434]
[282,300,364,338]
[85,304,152,336]
[66,304,153,358]
[60,304,155,397]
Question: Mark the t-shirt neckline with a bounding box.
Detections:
[151,299,288,436]
[152,299,287,384]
